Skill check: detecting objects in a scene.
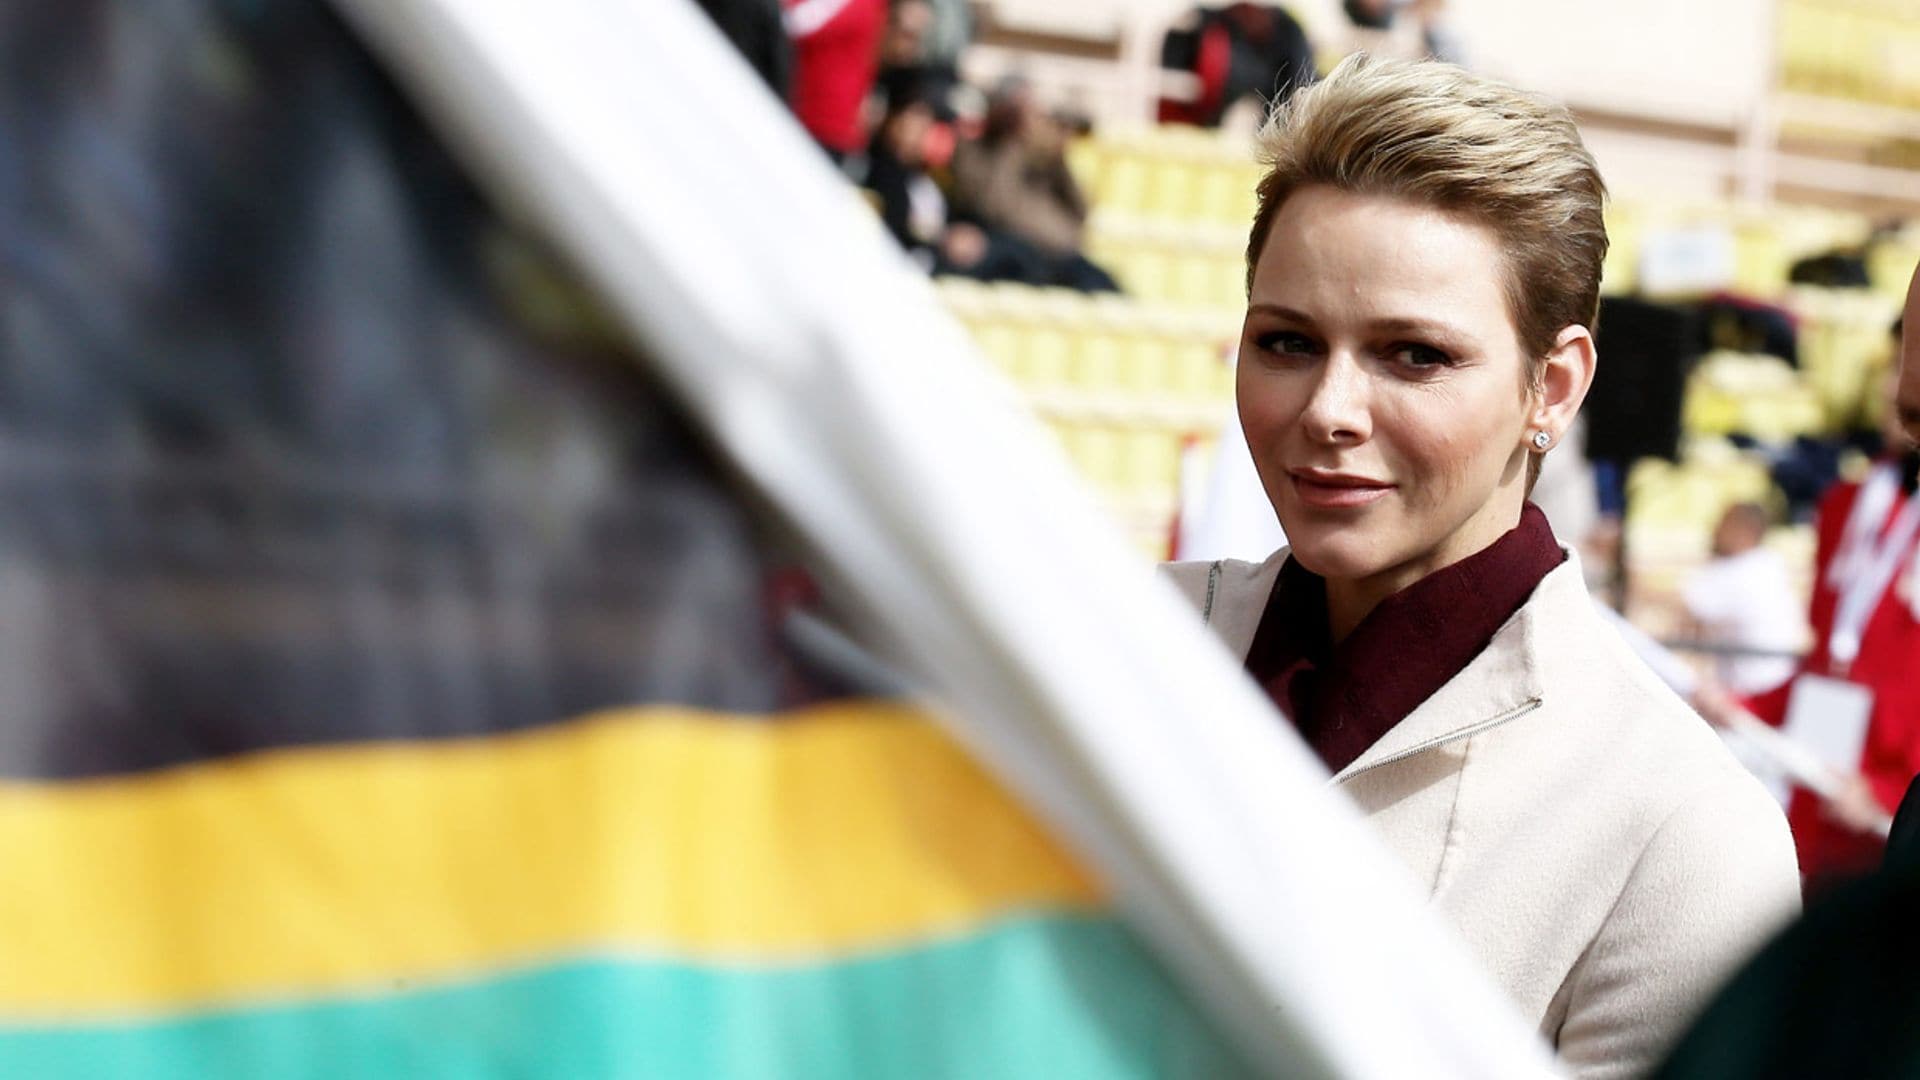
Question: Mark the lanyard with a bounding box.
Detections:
[1828,464,1920,673]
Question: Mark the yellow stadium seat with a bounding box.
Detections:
[1071,328,1125,393]
[1120,334,1173,397]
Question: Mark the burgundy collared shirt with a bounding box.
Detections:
[1244,503,1566,774]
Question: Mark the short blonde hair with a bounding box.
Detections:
[1245,54,1608,376]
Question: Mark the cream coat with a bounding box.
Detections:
[1164,548,1801,1079]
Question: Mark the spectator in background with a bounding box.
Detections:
[1341,0,1465,65]
[863,83,1018,282]
[1158,3,1316,128]
[914,0,972,71]
[783,0,886,162]
[879,0,932,68]
[1652,266,1920,1080]
[1741,299,1920,894]
[864,85,958,268]
[865,80,1120,292]
[1683,501,1805,697]
[874,0,958,111]
[950,78,1120,293]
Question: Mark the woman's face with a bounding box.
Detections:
[1238,184,1537,598]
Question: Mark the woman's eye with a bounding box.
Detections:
[1254,331,1316,357]
[1387,342,1453,369]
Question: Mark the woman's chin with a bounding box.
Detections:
[1282,534,1391,583]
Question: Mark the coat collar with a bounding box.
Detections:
[1196,546,1289,660]
[1196,547,1588,783]
[1329,556,1591,782]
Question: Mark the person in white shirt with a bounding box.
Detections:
[1682,501,1806,696]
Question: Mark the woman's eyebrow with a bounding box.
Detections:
[1245,302,1314,323]
[1248,304,1470,344]
[1368,316,1471,342]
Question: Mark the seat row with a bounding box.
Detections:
[1065,126,1263,226]
[1780,0,1920,108]
[937,278,1238,559]
[937,278,1238,421]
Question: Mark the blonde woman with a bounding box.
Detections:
[1165,55,1799,1077]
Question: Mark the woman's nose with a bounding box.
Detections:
[1299,354,1371,445]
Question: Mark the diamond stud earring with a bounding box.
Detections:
[1532,431,1552,450]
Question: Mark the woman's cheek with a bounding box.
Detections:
[1236,380,1296,455]
[1378,407,1465,510]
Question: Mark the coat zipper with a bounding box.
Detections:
[1333,697,1543,785]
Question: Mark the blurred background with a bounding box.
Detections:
[758,0,1920,687]
[2,2,1916,1074]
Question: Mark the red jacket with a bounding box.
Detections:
[1748,470,1920,883]
[783,0,884,154]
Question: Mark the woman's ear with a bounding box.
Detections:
[1529,324,1597,447]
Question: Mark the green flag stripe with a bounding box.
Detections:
[0,913,1252,1079]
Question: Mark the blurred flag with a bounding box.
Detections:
[0,1,1564,1078]
[0,2,1247,1075]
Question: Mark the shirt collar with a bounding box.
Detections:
[1245,503,1566,774]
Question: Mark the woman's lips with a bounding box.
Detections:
[1288,470,1394,509]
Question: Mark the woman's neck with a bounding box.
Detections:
[1321,496,1531,643]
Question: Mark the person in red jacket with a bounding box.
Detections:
[783,0,886,160]
[1745,271,1920,892]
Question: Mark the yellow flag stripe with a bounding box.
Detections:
[0,702,1101,1014]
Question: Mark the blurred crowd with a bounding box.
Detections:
[695,0,1470,294]
[689,0,1114,289]
[825,0,1125,290]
